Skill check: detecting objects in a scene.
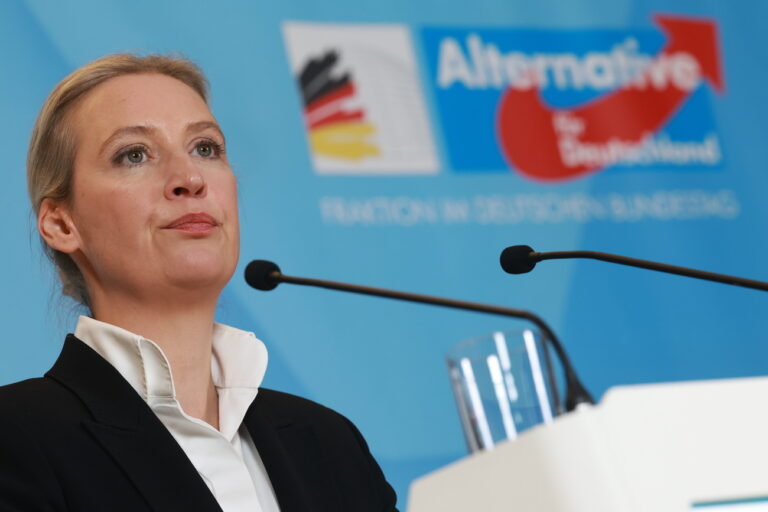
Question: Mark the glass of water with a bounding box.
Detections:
[446,329,558,453]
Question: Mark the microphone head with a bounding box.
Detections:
[244,260,282,291]
[500,245,537,274]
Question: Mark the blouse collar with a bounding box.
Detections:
[74,315,268,441]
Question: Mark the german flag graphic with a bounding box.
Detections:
[298,50,379,161]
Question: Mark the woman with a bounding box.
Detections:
[0,54,397,512]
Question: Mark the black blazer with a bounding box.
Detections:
[0,335,398,511]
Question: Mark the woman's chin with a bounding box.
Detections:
[162,254,237,292]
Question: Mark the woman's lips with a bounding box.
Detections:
[164,213,218,234]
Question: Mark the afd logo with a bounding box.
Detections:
[422,14,725,181]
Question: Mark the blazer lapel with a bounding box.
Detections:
[244,400,316,512]
[46,336,222,512]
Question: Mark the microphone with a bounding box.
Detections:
[245,259,594,412]
[500,245,768,292]
[245,259,280,290]
[499,245,538,275]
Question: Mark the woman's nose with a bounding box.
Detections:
[164,158,207,199]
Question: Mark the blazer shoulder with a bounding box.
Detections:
[0,376,89,430]
[256,387,349,424]
[0,376,60,406]
[254,388,381,474]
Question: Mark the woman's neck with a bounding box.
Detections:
[89,293,220,430]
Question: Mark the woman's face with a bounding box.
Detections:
[61,73,239,304]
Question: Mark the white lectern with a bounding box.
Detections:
[409,377,768,512]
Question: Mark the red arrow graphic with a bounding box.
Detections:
[496,14,724,182]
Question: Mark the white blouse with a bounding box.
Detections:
[74,315,280,512]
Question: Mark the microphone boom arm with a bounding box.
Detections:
[264,268,594,412]
[534,250,768,292]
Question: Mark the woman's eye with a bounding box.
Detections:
[113,146,148,166]
[194,141,222,158]
[126,149,145,164]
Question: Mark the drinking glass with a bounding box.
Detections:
[446,329,558,453]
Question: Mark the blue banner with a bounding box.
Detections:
[2,1,767,506]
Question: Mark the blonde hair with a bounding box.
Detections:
[27,53,210,308]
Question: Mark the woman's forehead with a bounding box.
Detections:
[70,73,214,149]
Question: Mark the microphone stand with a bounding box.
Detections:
[246,260,594,412]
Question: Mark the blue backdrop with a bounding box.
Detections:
[2,1,767,507]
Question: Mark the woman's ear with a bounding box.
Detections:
[38,199,81,254]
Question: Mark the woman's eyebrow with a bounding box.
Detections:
[99,125,157,156]
[186,121,225,142]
